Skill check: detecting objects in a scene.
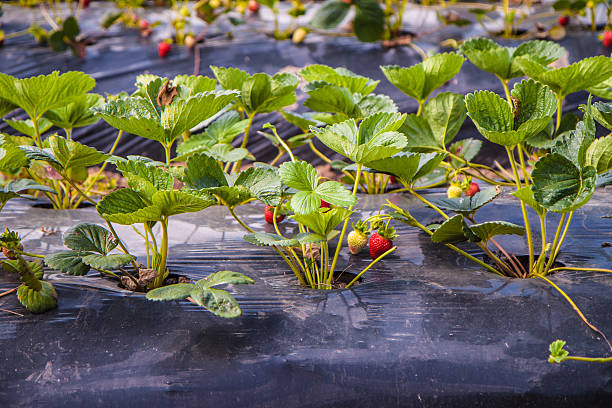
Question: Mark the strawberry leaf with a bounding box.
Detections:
[428,187,501,215]
[17,280,57,314]
[191,288,242,318]
[310,0,351,30]
[310,112,407,164]
[366,152,446,186]
[0,71,95,120]
[195,270,254,289]
[515,55,612,98]
[431,214,467,244]
[5,118,53,138]
[146,283,194,301]
[0,179,56,206]
[381,53,464,103]
[532,153,597,213]
[469,221,525,241]
[460,38,565,80]
[300,65,379,95]
[44,250,91,276]
[244,232,324,247]
[48,135,109,170]
[43,93,104,131]
[63,223,118,254]
[511,186,546,217]
[291,207,353,238]
[81,253,135,270]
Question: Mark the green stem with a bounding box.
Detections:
[18,251,45,259]
[410,189,449,219]
[416,101,423,116]
[164,142,172,169]
[556,94,564,131]
[346,246,397,288]
[563,355,612,363]
[506,146,534,272]
[227,205,255,233]
[232,113,255,173]
[545,212,574,272]
[499,77,511,102]
[537,274,612,352]
[329,163,362,277]
[153,217,169,288]
[544,212,568,272]
[32,115,42,148]
[547,266,612,274]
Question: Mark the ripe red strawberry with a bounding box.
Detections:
[158,41,171,58]
[558,15,569,26]
[465,182,480,197]
[603,30,612,47]
[139,19,150,29]
[347,220,369,255]
[389,175,397,184]
[369,225,397,259]
[82,0,91,8]
[248,0,260,12]
[264,205,284,224]
[320,199,331,208]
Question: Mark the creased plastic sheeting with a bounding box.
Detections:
[0,188,611,407]
[0,4,601,166]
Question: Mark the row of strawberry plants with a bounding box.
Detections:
[1,36,612,363]
[3,0,612,57]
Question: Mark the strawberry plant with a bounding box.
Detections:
[0,72,120,209]
[0,229,57,314]
[210,66,299,172]
[146,270,254,318]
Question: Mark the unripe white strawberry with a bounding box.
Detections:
[347,220,369,255]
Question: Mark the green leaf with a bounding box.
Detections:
[310,0,351,29]
[196,270,254,289]
[469,221,525,241]
[97,188,162,223]
[448,138,482,167]
[300,65,379,95]
[62,16,80,39]
[552,107,595,169]
[184,155,281,207]
[466,81,556,146]
[0,98,17,118]
[245,232,305,247]
[191,288,243,318]
[591,101,612,131]
[510,79,557,139]
[0,136,29,172]
[63,223,118,254]
[93,90,237,145]
[280,110,322,132]
[49,135,109,170]
[532,153,597,213]
[115,159,174,201]
[366,152,446,186]
[0,179,56,205]
[515,55,612,98]
[460,38,565,80]
[431,214,467,244]
[310,112,407,163]
[381,53,464,102]
[152,190,216,217]
[353,0,385,42]
[44,251,91,276]
[511,186,546,217]
[81,253,135,270]
[0,71,95,120]
[173,75,217,95]
[548,340,569,364]
[146,283,194,301]
[201,111,248,145]
[291,207,352,238]
[422,92,467,146]
[239,72,298,115]
[44,93,104,130]
[356,93,398,116]
[17,280,57,314]
[303,82,359,118]
[586,135,612,174]
[278,161,355,214]
[19,145,61,167]
[428,187,501,215]
[5,118,53,138]
[210,66,250,91]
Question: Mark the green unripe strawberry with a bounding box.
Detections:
[447,183,463,198]
[347,221,369,255]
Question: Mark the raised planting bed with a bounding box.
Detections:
[0,191,611,407]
